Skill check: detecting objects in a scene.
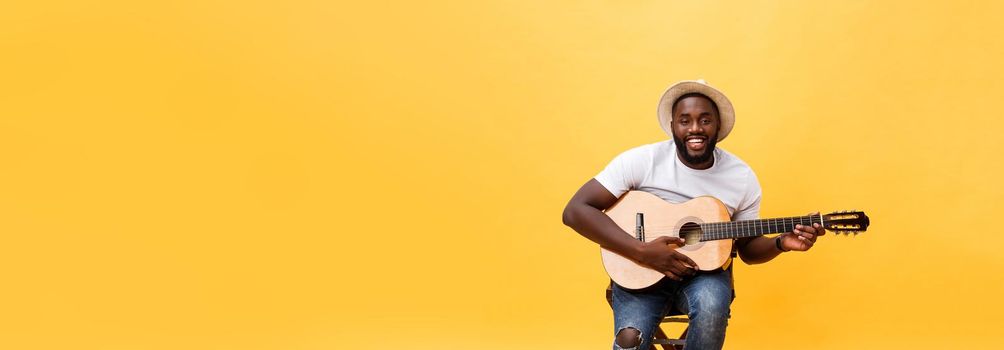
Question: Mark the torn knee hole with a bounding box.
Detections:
[615,327,642,348]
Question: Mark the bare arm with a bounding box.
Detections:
[735,236,782,264]
[561,179,696,280]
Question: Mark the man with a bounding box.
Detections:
[561,80,824,350]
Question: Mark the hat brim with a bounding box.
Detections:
[657,81,735,142]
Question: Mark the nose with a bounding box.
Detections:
[687,120,703,134]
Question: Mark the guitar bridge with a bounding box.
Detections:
[635,213,645,241]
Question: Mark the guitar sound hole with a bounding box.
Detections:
[679,222,702,248]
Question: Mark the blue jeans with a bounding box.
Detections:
[611,268,733,350]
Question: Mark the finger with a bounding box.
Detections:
[797,228,816,239]
[795,224,817,233]
[796,235,815,250]
[795,225,818,237]
[672,251,698,269]
[667,266,689,278]
[800,232,817,243]
[663,270,681,281]
[679,265,696,277]
[813,223,827,236]
[799,232,816,243]
[804,212,828,236]
[654,256,692,278]
[651,236,671,244]
[803,223,819,234]
[665,236,686,247]
[673,260,696,276]
[654,236,684,247]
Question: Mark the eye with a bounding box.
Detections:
[701,118,711,125]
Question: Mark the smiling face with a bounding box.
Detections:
[671,94,721,169]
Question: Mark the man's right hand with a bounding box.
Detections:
[562,179,699,281]
[633,236,698,281]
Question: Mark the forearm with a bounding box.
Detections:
[737,235,784,264]
[562,203,643,261]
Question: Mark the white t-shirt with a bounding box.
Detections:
[594,140,762,221]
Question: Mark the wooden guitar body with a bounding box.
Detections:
[601,191,733,290]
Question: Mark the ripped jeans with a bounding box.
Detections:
[610,268,733,350]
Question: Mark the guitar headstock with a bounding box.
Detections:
[822,210,870,235]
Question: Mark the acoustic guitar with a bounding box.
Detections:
[602,191,869,289]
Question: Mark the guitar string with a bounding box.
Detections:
[632,216,827,224]
[628,230,849,242]
[628,218,849,241]
[637,223,828,230]
[635,228,853,237]
[638,221,825,228]
[635,217,824,224]
[625,218,855,236]
[637,226,840,235]
[634,218,828,228]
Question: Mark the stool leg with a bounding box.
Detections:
[674,326,688,350]
[651,327,674,350]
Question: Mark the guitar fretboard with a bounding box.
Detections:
[698,215,823,241]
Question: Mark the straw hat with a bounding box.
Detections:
[657,79,735,141]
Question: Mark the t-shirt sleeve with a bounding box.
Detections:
[593,147,650,198]
[733,168,762,221]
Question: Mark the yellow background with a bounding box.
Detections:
[2,1,1002,349]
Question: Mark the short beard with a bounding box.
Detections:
[673,134,718,165]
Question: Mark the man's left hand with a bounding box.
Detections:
[779,212,826,252]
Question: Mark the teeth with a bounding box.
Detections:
[687,139,704,143]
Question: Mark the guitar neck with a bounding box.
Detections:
[699,215,824,241]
